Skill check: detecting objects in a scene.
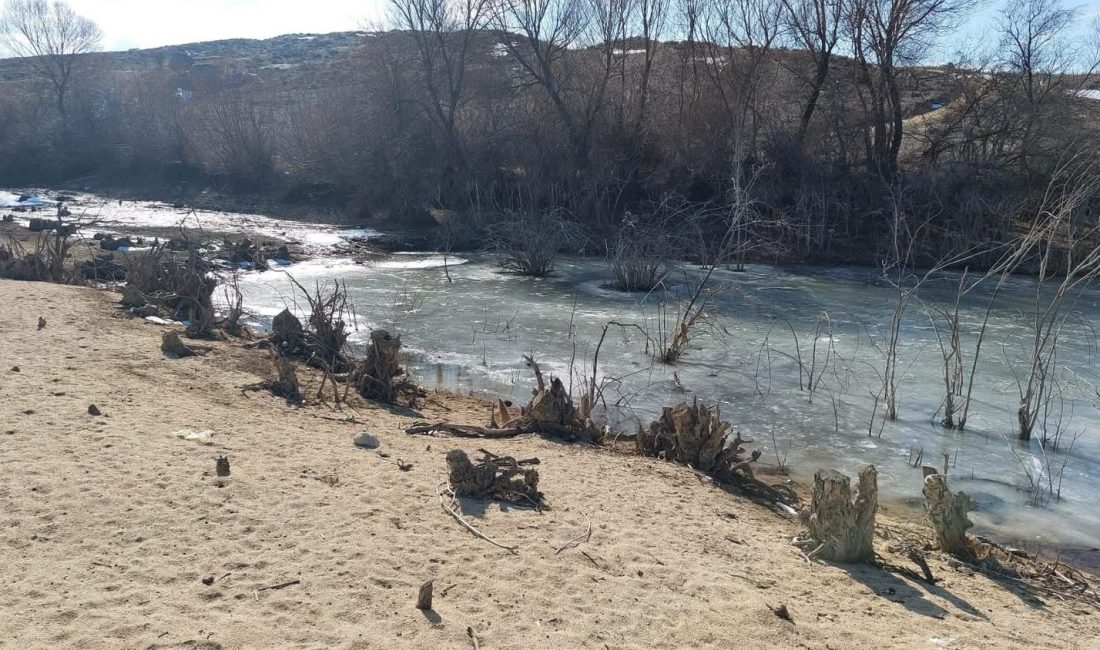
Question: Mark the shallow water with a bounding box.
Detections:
[3,190,378,255]
[13,191,1098,550]
[234,253,1100,550]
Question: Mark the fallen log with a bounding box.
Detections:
[406,421,528,438]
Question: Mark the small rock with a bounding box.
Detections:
[769,603,793,623]
[354,432,380,449]
[37,317,46,330]
[201,576,215,586]
[10,366,18,373]
[87,404,102,416]
[215,455,231,477]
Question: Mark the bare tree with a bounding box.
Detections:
[388,0,492,170]
[846,0,972,174]
[998,0,1076,105]
[699,0,783,160]
[995,0,1094,170]
[492,0,622,168]
[632,0,667,135]
[0,0,101,122]
[781,0,844,145]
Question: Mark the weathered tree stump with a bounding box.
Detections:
[353,329,414,405]
[120,285,147,308]
[271,308,304,347]
[801,465,878,563]
[416,580,433,610]
[161,330,200,358]
[267,355,302,403]
[446,449,544,506]
[636,399,759,482]
[922,473,975,559]
[506,355,599,441]
[526,376,575,427]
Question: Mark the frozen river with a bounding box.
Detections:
[10,190,1099,553]
[235,252,1100,552]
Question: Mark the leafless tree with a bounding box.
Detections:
[388,0,492,169]
[0,0,101,122]
[998,0,1077,104]
[630,0,667,136]
[699,0,783,160]
[492,0,621,168]
[781,0,844,145]
[995,0,1096,170]
[846,0,972,174]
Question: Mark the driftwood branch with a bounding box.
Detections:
[406,421,528,438]
[437,483,519,553]
[554,510,592,555]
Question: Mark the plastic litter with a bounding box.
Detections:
[175,428,215,445]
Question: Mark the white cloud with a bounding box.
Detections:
[64,0,385,50]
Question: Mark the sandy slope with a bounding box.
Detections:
[0,279,1097,649]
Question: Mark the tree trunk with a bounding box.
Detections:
[922,473,975,559]
[801,465,878,563]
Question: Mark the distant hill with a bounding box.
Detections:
[0,31,369,77]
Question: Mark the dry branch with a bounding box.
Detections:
[406,422,527,438]
[437,483,519,553]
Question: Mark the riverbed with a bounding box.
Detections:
[10,191,1100,552]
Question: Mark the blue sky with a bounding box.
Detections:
[61,0,1100,58]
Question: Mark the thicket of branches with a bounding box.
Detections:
[0,0,1098,263]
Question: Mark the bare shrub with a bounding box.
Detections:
[1,216,93,283]
[488,211,580,277]
[0,235,48,280]
[605,215,669,292]
[124,244,217,336]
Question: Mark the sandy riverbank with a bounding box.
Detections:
[1,279,1097,648]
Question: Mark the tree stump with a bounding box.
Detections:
[271,308,304,348]
[526,376,575,427]
[161,331,200,358]
[801,465,878,563]
[416,580,433,610]
[446,449,544,506]
[353,330,411,404]
[267,355,302,403]
[636,399,759,482]
[922,473,975,559]
[120,285,147,308]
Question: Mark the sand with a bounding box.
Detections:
[1,278,1097,649]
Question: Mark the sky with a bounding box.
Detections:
[65,0,385,51]
[44,0,1100,57]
